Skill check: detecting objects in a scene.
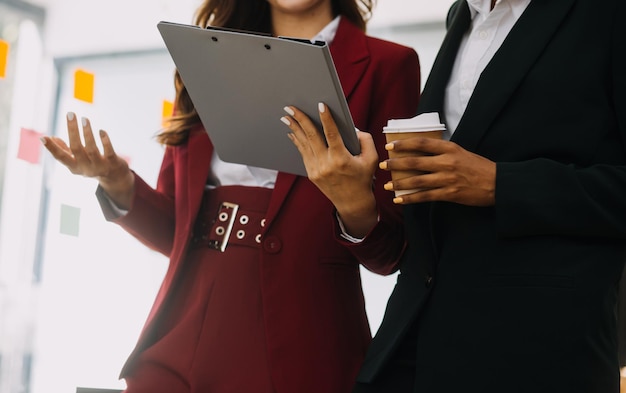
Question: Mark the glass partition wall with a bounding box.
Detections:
[0,1,45,393]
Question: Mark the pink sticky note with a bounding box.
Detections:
[17,128,43,164]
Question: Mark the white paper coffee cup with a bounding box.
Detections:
[383,112,446,197]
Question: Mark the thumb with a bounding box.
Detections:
[355,129,378,161]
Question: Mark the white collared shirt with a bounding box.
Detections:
[443,0,531,138]
[207,15,342,188]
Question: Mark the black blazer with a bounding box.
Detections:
[357,0,626,391]
[619,267,626,367]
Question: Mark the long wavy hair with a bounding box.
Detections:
[157,0,374,145]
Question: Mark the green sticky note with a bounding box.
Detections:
[60,204,80,236]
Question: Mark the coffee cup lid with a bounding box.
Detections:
[383,112,446,133]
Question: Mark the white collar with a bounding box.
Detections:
[466,0,530,19]
[312,15,341,45]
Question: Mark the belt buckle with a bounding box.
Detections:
[208,202,239,252]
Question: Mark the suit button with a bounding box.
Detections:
[263,235,282,254]
[425,275,433,288]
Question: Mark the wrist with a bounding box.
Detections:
[98,170,135,209]
[335,194,378,238]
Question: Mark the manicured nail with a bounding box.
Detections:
[280,117,291,126]
[81,117,88,127]
[393,197,403,204]
[318,102,326,113]
[384,182,394,191]
[67,112,75,121]
[385,142,394,150]
[283,106,295,116]
[379,161,388,169]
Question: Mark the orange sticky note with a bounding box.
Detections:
[74,69,95,103]
[0,40,9,79]
[17,128,43,164]
[162,99,174,126]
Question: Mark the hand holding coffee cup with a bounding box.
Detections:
[383,112,446,197]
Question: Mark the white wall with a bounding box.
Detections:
[37,0,452,57]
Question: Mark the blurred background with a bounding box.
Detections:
[0,0,450,392]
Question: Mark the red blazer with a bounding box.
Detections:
[99,18,419,393]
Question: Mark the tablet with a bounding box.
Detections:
[157,21,359,177]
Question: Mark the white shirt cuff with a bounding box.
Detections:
[336,212,373,244]
[104,192,129,217]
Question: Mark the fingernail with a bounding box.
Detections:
[280,117,291,126]
[385,143,394,150]
[81,117,88,127]
[283,106,295,116]
[99,130,106,138]
[379,161,388,169]
[318,102,326,113]
[393,197,403,204]
[384,182,393,191]
[40,137,47,145]
[67,112,75,121]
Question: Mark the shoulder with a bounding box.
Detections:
[335,17,418,61]
[364,34,418,61]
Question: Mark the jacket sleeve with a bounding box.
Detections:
[341,43,421,275]
[96,146,177,256]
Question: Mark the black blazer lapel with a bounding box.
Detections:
[418,0,471,115]
[452,0,577,151]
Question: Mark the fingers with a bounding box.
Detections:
[99,130,118,160]
[355,130,379,164]
[379,142,497,207]
[66,112,87,160]
[282,105,328,153]
[386,135,450,156]
[41,136,75,168]
[42,112,119,177]
[81,117,101,162]
[316,103,344,152]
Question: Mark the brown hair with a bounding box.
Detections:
[157,0,374,145]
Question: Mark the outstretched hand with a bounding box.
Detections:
[280,103,379,238]
[41,112,135,209]
[380,136,496,206]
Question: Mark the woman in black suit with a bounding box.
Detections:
[287,0,626,391]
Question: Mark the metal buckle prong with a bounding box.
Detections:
[212,202,239,252]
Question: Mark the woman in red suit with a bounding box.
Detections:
[42,0,420,392]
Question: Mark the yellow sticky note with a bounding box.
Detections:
[0,40,9,79]
[162,99,174,126]
[74,69,95,103]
